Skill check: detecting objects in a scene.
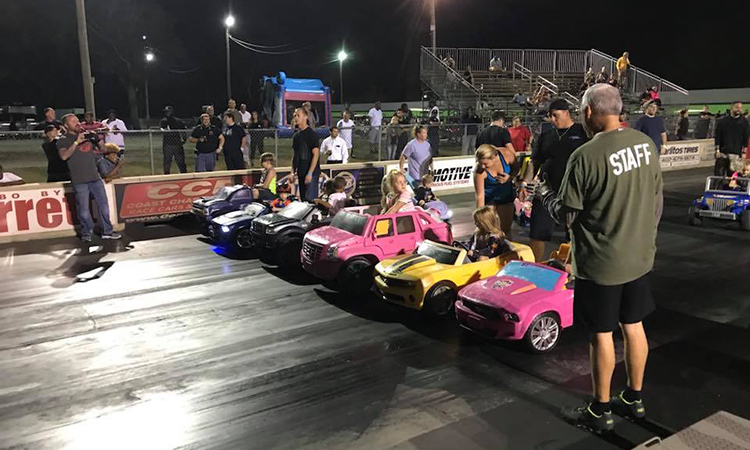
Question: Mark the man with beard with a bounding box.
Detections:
[714,101,750,176]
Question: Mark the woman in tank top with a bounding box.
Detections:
[473,144,517,239]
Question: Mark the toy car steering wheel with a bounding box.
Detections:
[452,240,471,252]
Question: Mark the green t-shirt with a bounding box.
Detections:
[559,127,663,285]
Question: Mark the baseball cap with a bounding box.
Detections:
[163,105,174,113]
[43,124,57,133]
[548,99,569,114]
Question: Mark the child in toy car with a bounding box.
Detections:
[467,206,512,262]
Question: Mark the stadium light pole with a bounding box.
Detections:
[338,50,348,105]
[75,0,96,116]
[430,0,436,54]
[144,52,155,121]
[225,15,235,101]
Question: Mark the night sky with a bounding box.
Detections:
[1,0,747,122]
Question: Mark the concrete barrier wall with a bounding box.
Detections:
[0,140,718,243]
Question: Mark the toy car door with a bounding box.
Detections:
[372,217,403,256]
[394,214,419,253]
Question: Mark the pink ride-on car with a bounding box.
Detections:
[301,209,453,294]
[455,260,574,353]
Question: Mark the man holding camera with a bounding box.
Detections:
[58,114,121,242]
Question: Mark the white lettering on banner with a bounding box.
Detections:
[609,143,652,176]
[386,157,475,192]
[145,180,222,200]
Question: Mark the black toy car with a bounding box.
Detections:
[208,202,272,252]
[250,201,329,269]
[191,185,256,232]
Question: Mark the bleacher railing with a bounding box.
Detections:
[433,47,688,96]
[420,47,482,111]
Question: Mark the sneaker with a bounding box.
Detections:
[81,235,92,243]
[102,233,122,240]
[611,391,646,419]
[561,404,614,433]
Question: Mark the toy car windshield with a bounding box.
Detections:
[707,176,750,193]
[279,201,314,220]
[498,261,563,291]
[241,203,266,214]
[214,185,242,200]
[331,211,368,236]
[416,241,462,265]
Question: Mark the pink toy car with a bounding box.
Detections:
[455,260,574,353]
[301,209,453,294]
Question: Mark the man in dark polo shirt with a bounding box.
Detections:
[524,99,588,261]
[57,114,121,242]
[538,84,662,433]
[290,107,321,201]
[221,112,247,170]
[190,113,224,172]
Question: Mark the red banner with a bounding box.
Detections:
[114,175,258,222]
[0,186,77,235]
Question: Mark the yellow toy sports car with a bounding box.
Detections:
[374,240,535,317]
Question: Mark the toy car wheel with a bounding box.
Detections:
[524,312,561,354]
[688,206,699,227]
[424,282,456,317]
[741,211,750,231]
[234,228,254,250]
[338,257,374,296]
[279,238,303,270]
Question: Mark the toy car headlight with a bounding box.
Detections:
[326,245,338,259]
[221,225,230,234]
[265,227,277,235]
[498,308,520,322]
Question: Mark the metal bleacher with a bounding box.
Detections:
[420,46,688,119]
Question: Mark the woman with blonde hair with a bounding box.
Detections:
[474,143,517,239]
[467,206,512,261]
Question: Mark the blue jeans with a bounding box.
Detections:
[73,180,113,238]
[195,152,216,172]
[297,172,319,202]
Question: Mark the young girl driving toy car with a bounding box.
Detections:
[467,206,512,262]
[382,170,417,214]
[252,152,277,201]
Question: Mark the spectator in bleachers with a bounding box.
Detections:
[714,101,750,176]
[489,55,503,77]
[583,68,595,87]
[616,52,630,88]
[41,124,70,182]
[513,91,529,107]
[608,75,619,89]
[634,101,667,153]
[509,117,532,154]
[102,110,127,155]
[35,107,61,131]
[463,65,475,86]
[0,165,24,187]
[694,106,713,139]
[442,55,456,70]
[648,86,661,106]
[400,103,414,124]
[676,109,690,140]
[190,113,223,172]
[336,110,354,157]
[160,106,187,174]
[595,66,609,84]
[461,106,482,155]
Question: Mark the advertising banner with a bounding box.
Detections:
[0,184,116,237]
[114,174,258,223]
[386,156,475,192]
[660,142,702,170]
[329,167,384,201]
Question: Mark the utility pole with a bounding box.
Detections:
[75,0,96,115]
[225,28,232,100]
[430,0,436,55]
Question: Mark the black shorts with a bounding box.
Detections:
[574,273,655,333]
[529,198,556,241]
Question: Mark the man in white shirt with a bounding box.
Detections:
[336,110,354,156]
[102,109,127,154]
[368,101,383,154]
[321,126,349,164]
[239,103,252,127]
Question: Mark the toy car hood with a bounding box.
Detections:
[459,275,541,312]
[306,227,361,249]
[212,204,267,226]
[378,253,450,278]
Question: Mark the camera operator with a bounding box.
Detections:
[58,114,120,242]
